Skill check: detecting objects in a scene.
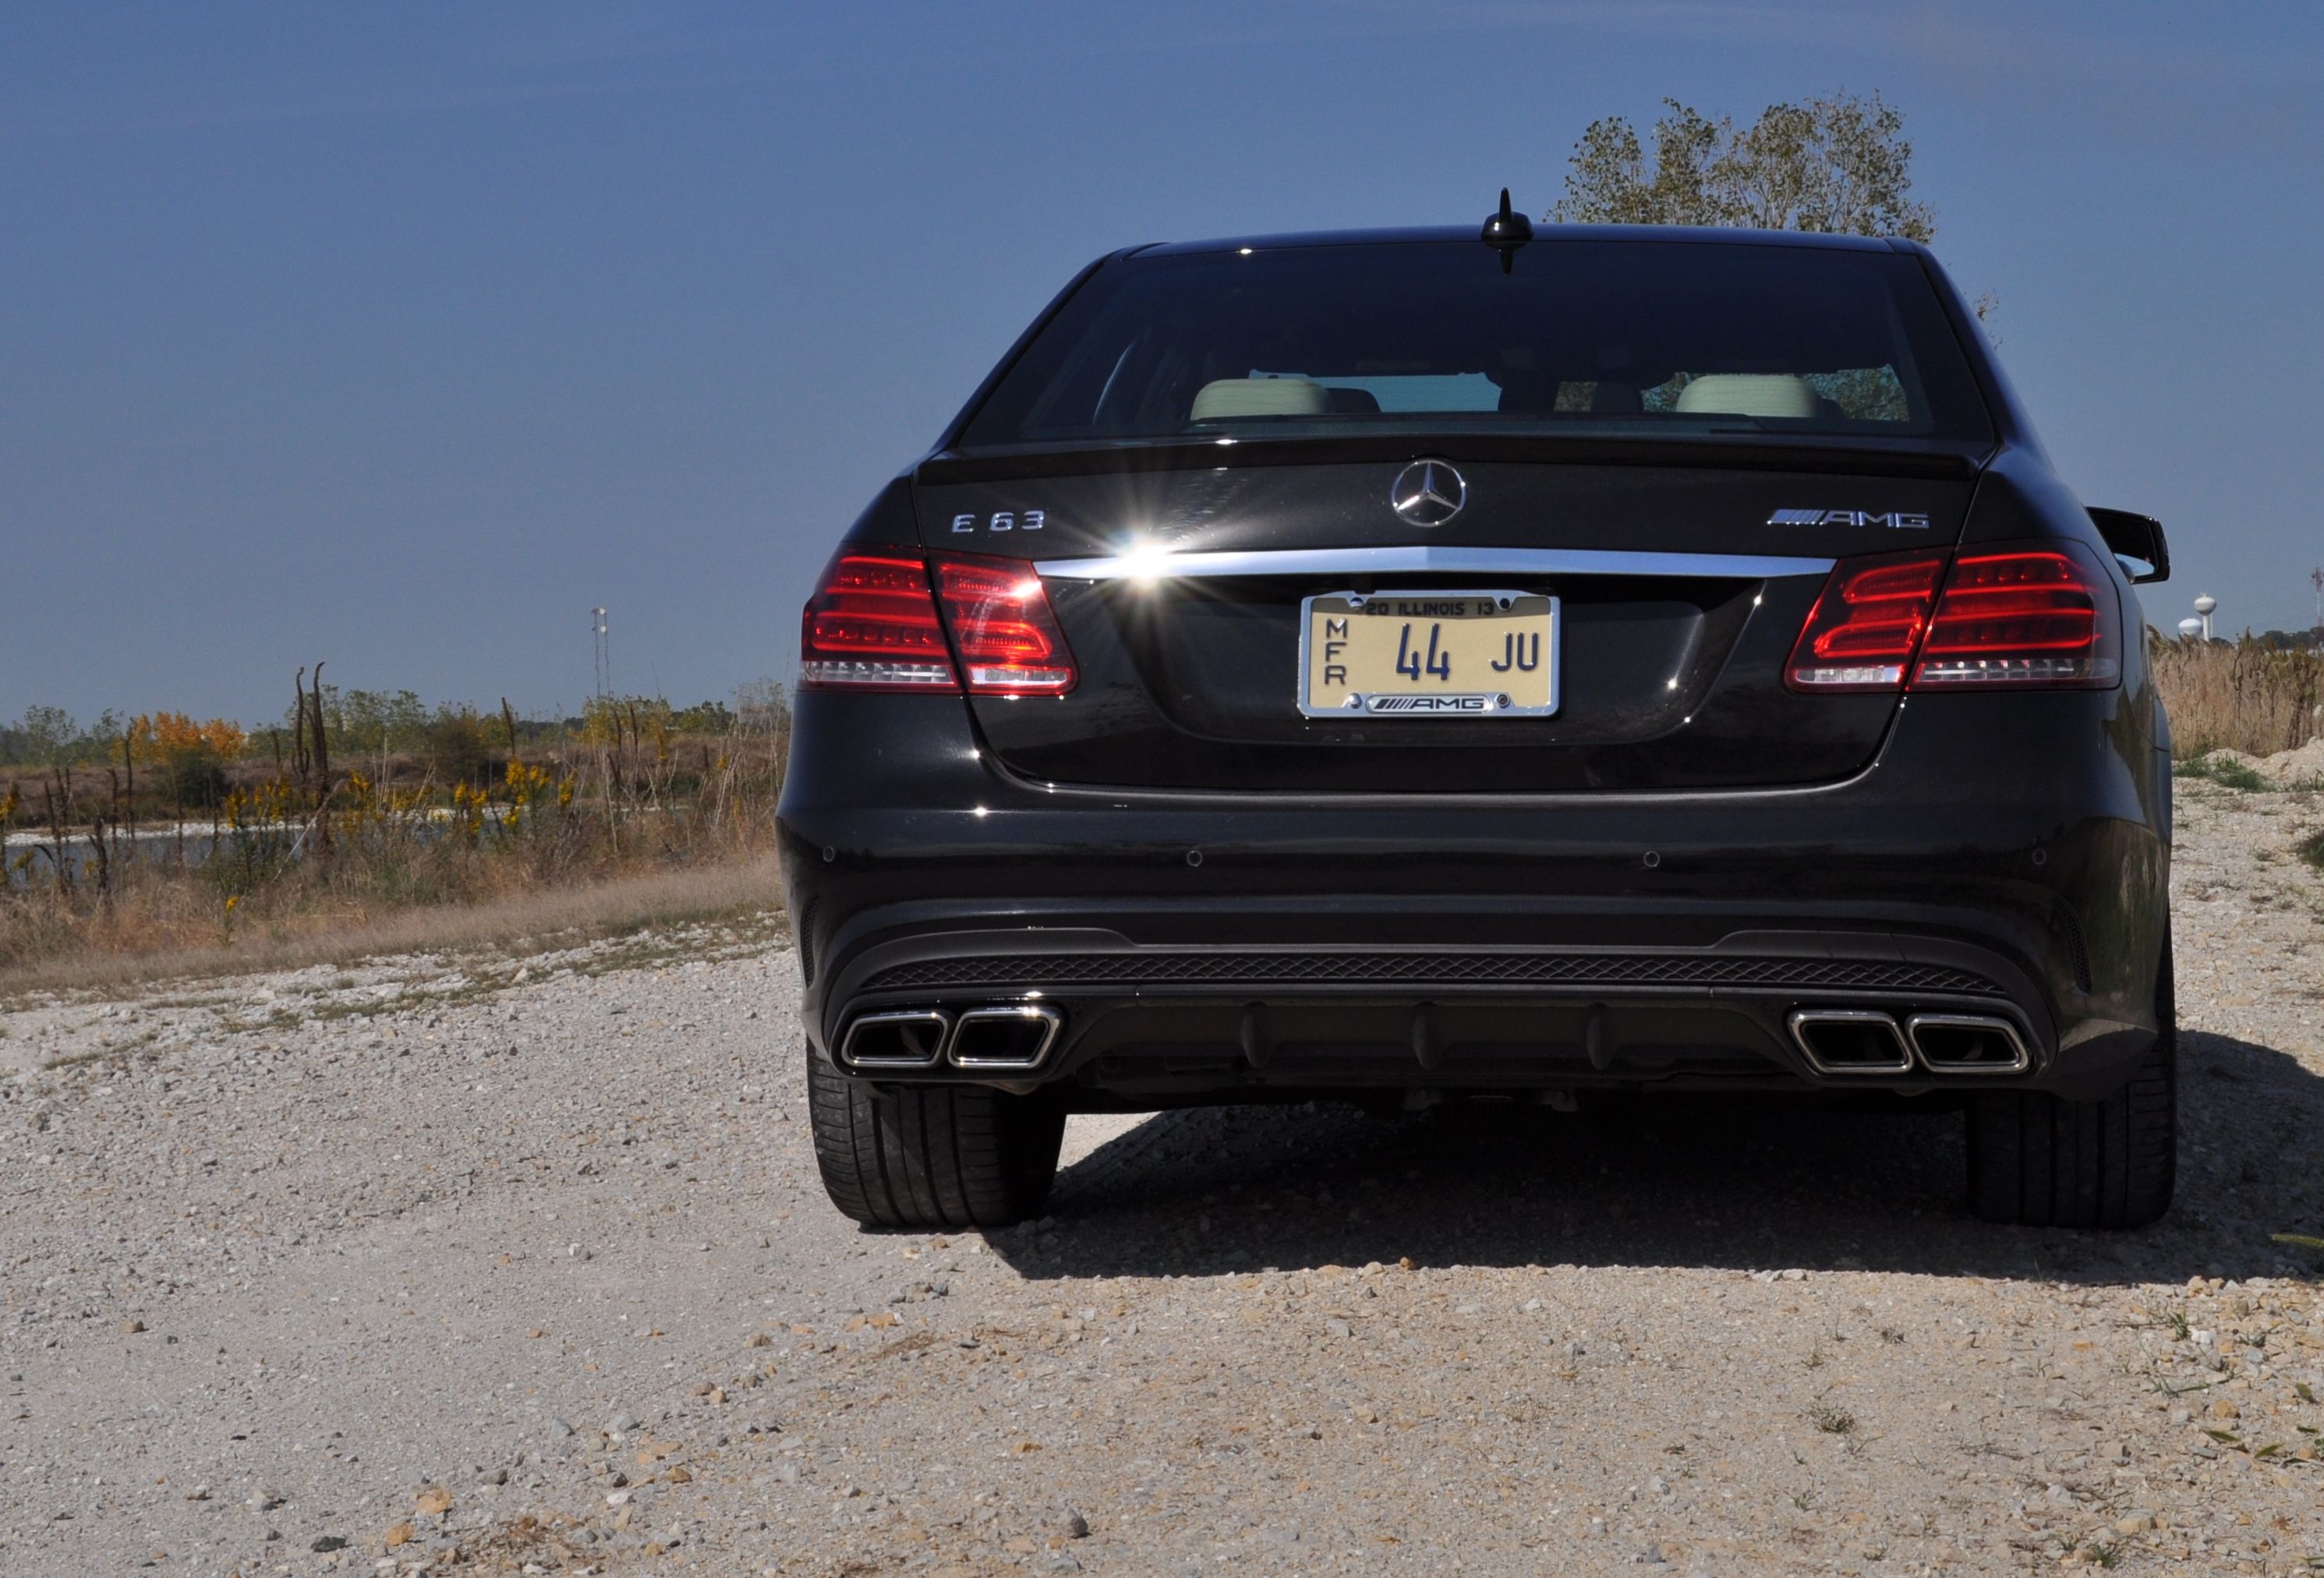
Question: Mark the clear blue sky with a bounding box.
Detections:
[5,2,2321,723]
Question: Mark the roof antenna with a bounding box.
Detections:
[1480,188,1533,274]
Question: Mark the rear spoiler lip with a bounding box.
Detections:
[916,434,1990,486]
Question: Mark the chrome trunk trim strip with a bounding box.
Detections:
[1033,545,1835,582]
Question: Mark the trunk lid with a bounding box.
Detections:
[915,444,1979,793]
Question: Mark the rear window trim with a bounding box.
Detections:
[917,433,1988,486]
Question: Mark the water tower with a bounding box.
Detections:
[2192,594,2216,641]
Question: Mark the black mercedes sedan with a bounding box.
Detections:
[778,205,2177,1233]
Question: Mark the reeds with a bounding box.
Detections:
[2148,636,2324,759]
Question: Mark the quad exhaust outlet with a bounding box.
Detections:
[1905,1013,2032,1074]
[1787,1009,1914,1074]
[1788,1008,2031,1077]
[948,1004,1065,1070]
[837,1003,1064,1074]
[837,1008,951,1070]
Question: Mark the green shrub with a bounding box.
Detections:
[2174,755,2266,792]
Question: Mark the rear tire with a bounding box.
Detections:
[805,1042,1066,1229]
[1965,939,2177,1229]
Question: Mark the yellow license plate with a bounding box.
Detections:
[1300,590,1559,717]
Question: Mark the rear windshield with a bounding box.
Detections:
[958,239,1993,447]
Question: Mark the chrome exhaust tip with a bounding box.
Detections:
[948,1003,1065,1071]
[1905,1014,2031,1074]
[1788,1008,1913,1075]
[837,1008,952,1070]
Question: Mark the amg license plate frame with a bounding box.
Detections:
[1297,589,1559,719]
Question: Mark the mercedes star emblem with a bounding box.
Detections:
[1391,459,1466,527]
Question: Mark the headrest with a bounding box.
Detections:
[1673,373,1820,419]
[1188,377,1332,422]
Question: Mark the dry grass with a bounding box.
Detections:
[2151,638,2324,759]
[2,703,787,985]
[0,857,783,1000]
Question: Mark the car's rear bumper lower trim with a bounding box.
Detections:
[808,926,2156,1099]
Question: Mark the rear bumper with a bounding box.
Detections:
[777,688,2169,1105]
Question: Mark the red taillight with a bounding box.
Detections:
[931,553,1077,695]
[1913,544,2120,689]
[796,550,1077,696]
[799,551,960,691]
[1785,550,1947,692]
[1785,542,2121,694]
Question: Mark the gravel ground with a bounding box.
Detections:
[4,784,2323,1576]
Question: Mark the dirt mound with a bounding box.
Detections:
[2257,738,2324,787]
[2187,741,2324,788]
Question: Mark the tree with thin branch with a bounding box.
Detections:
[1553,90,1935,241]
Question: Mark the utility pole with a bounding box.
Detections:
[592,607,610,699]
[2310,568,2322,632]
